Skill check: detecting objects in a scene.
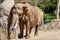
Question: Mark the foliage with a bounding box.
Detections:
[31,0,58,23]
[44,12,56,23]
[38,3,57,13]
[37,0,58,23]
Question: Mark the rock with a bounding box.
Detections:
[41,19,60,30]
[1,0,14,11]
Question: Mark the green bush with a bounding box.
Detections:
[38,4,46,12]
[45,3,56,13]
[37,0,58,23]
[38,3,56,13]
[44,13,56,23]
[31,0,58,23]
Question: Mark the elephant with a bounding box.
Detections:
[8,3,43,39]
[20,4,43,39]
[7,3,27,39]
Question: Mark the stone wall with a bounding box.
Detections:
[0,0,14,40]
[40,19,60,31]
[0,6,9,40]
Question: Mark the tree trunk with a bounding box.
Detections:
[34,0,38,6]
[56,0,60,19]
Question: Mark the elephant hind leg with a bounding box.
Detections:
[34,25,39,36]
[29,27,32,35]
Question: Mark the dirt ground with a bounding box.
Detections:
[0,27,60,40]
[10,30,60,40]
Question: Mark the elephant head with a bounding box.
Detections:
[14,3,28,22]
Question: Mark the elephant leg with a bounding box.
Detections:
[8,26,10,40]
[29,27,32,35]
[18,22,24,38]
[34,25,39,36]
[25,21,30,39]
[8,14,18,39]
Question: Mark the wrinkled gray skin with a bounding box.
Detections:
[8,3,43,39]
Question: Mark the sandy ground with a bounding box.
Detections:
[0,27,60,40]
[10,30,60,40]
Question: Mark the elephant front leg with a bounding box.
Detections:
[18,22,24,38]
[25,21,30,39]
[8,14,18,39]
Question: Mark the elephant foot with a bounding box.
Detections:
[8,34,11,40]
[25,35,31,39]
[8,37,10,40]
[18,34,23,39]
[34,33,38,36]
